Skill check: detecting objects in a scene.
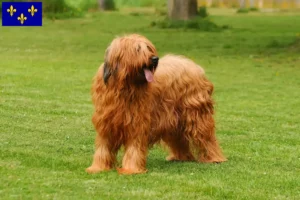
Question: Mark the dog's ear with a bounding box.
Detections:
[103,63,111,85]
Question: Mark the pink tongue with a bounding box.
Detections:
[144,69,154,82]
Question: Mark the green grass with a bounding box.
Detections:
[1,9,300,200]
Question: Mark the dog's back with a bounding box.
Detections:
[154,54,205,79]
[152,54,211,102]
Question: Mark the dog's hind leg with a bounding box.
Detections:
[86,134,120,174]
[185,108,227,163]
[162,132,195,162]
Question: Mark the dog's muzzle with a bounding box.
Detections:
[143,56,159,83]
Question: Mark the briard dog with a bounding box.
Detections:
[86,34,226,175]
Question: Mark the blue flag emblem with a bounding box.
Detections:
[2,2,42,26]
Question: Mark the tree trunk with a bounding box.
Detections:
[99,0,106,10]
[297,0,300,8]
[249,0,255,8]
[239,0,246,8]
[168,0,198,20]
[258,0,264,8]
[98,0,115,11]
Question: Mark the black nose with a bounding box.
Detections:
[151,56,159,66]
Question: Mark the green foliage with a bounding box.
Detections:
[198,6,209,18]
[45,10,84,19]
[42,0,72,13]
[42,0,84,19]
[237,8,249,13]
[249,7,259,12]
[80,0,98,11]
[267,39,284,48]
[103,0,116,10]
[155,7,168,16]
[237,7,260,14]
[65,0,97,11]
[267,38,299,49]
[0,0,86,19]
[113,0,165,8]
[291,35,300,51]
[151,17,229,32]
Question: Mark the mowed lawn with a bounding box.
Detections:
[0,9,299,200]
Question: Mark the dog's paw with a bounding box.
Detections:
[166,154,195,162]
[166,155,178,161]
[86,166,104,174]
[117,167,147,175]
[199,156,227,163]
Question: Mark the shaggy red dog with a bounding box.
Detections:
[86,34,226,175]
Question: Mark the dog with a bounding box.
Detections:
[86,34,226,175]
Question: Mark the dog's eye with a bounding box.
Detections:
[136,45,141,52]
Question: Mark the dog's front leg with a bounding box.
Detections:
[117,134,148,175]
[86,135,119,174]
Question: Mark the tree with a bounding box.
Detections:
[258,0,264,8]
[297,0,300,8]
[168,0,198,20]
[249,0,255,8]
[239,0,246,9]
[206,0,213,7]
[98,0,115,11]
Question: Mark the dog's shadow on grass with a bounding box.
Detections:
[145,151,224,175]
[114,146,225,175]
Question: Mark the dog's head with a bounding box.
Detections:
[103,34,159,85]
